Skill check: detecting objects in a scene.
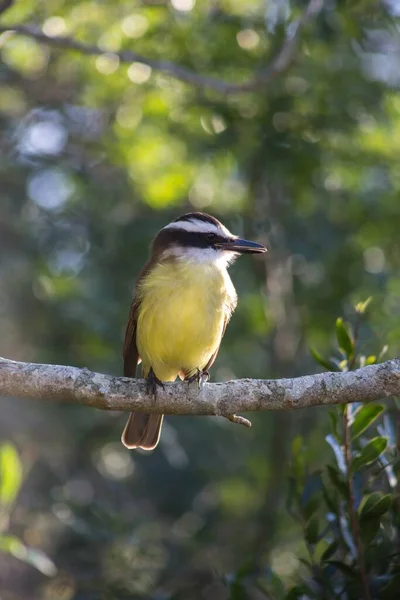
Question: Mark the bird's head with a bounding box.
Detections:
[152,212,267,267]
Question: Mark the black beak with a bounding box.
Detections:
[216,237,267,254]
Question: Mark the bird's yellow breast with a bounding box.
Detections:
[136,260,237,381]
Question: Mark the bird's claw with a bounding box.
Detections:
[146,368,164,398]
[187,369,210,390]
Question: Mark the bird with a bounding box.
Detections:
[121,212,267,450]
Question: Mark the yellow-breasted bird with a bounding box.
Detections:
[121,212,267,450]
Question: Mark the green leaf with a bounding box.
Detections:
[0,444,23,508]
[326,434,346,473]
[378,345,389,362]
[0,535,56,576]
[305,518,319,545]
[310,347,337,371]
[326,465,349,499]
[260,568,285,598]
[352,437,388,472]
[359,493,392,520]
[359,517,381,545]
[286,475,299,515]
[292,435,303,457]
[0,534,23,555]
[381,574,400,599]
[285,585,310,600]
[235,560,254,579]
[321,479,337,512]
[352,405,384,439]
[321,540,338,561]
[326,560,358,579]
[299,557,313,571]
[228,579,246,600]
[268,571,285,598]
[335,317,354,359]
[355,297,372,315]
[303,495,321,520]
[365,355,377,365]
[329,410,340,441]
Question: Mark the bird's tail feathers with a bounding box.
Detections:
[121,412,163,450]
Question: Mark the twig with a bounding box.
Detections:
[0,357,399,417]
[343,311,371,600]
[343,405,371,600]
[225,414,252,427]
[348,312,362,371]
[0,0,323,94]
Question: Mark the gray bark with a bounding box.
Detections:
[0,357,399,424]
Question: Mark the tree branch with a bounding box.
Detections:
[0,357,399,423]
[0,0,323,94]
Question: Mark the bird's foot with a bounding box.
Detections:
[186,368,210,390]
[146,368,164,398]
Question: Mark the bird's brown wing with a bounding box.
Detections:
[122,260,163,451]
[123,295,140,378]
[123,259,152,377]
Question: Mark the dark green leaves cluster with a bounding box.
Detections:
[281,308,399,599]
[227,305,399,600]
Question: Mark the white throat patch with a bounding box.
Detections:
[162,246,237,268]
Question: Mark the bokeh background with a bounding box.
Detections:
[0,0,399,598]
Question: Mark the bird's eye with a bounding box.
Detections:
[207,233,218,242]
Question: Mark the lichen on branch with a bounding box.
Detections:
[0,357,399,426]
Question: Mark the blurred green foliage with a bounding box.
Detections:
[0,443,56,577]
[0,0,399,598]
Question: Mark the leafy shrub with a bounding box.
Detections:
[228,302,399,599]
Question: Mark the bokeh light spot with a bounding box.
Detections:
[95,53,120,75]
[121,14,148,38]
[42,17,67,37]
[127,62,152,84]
[171,0,196,12]
[96,444,134,480]
[27,168,75,211]
[364,247,385,274]
[116,105,143,129]
[21,120,67,156]
[236,29,260,50]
